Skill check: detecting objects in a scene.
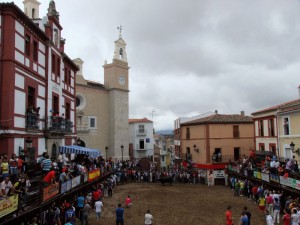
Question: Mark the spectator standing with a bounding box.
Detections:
[265,210,274,225]
[282,209,291,225]
[9,154,18,175]
[76,193,85,220]
[242,206,251,225]
[145,209,153,225]
[273,198,281,224]
[65,206,75,225]
[225,206,233,225]
[1,176,13,197]
[1,157,9,179]
[291,208,299,225]
[94,198,104,225]
[257,195,266,213]
[81,200,91,225]
[41,154,52,176]
[115,203,124,225]
[266,193,274,217]
[239,211,248,225]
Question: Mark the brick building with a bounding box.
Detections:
[0,0,77,159]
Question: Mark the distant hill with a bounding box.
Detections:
[155,130,173,135]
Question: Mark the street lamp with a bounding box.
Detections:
[169,146,173,168]
[290,142,295,151]
[105,146,109,161]
[121,145,124,162]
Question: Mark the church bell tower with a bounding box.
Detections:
[104,26,129,160]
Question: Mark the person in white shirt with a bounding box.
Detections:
[265,210,274,225]
[291,208,300,225]
[145,209,153,225]
[95,198,104,225]
[1,176,12,197]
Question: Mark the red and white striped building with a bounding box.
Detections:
[0,0,77,159]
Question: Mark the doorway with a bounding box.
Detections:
[51,143,57,160]
[234,147,240,161]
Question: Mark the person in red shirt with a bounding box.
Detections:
[125,195,132,208]
[252,185,258,202]
[282,209,291,225]
[43,169,56,185]
[226,206,233,225]
[92,188,101,207]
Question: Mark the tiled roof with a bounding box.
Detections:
[181,113,253,125]
[278,101,300,113]
[252,99,300,115]
[129,118,153,123]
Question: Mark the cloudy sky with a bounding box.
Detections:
[11,0,300,130]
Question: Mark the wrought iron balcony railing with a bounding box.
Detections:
[26,113,39,130]
[47,116,73,133]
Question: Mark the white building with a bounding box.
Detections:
[129,118,155,159]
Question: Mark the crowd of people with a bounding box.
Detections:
[229,175,300,225]
[4,147,300,225]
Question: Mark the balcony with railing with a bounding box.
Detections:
[212,154,234,163]
[76,115,90,133]
[136,129,147,136]
[26,113,40,130]
[46,116,73,134]
[136,144,147,151]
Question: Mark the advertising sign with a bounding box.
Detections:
[43,183,59,201]
[84,173,88,182]
[0,195,18,218]
[213,170,225,179]
[61,182,67,194]
[270,174,280,183]
[66,180,72,192]
[72,176,81,188]
[261,173,270,182]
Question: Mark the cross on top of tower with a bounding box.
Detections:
[117,25,123,37]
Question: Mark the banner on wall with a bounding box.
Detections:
[61,182,67,194]
[261,172,270,182]
[88,169,100,181]
[270,174,280,183]
[0,195,18,218]
[84,174,88,182]
[43,183,59,202]
[72,176,81,188]
[66,180,72,192]
[213,170,225,179]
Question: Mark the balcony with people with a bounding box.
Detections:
[46,112,74,135]
[26,106,40,130]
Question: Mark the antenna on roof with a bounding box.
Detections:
[150,110,155,120]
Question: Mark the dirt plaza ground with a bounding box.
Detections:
[86,182,267,225]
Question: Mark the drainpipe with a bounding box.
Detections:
[276,110,280,159]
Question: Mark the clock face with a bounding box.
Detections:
[118,75,125,85]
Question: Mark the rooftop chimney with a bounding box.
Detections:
[215,110,218,114]
[241,111,245,116]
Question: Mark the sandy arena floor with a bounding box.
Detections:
[82,182,268,225]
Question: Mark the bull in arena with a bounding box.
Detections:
[159,176,173,186]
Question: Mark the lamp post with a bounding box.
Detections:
[25,137,33,160]
[290,142,295,152]
[105,146,109,161]
[121,145,124,162]
[169,146,173,168]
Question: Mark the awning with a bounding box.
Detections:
[59,145,102,158]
